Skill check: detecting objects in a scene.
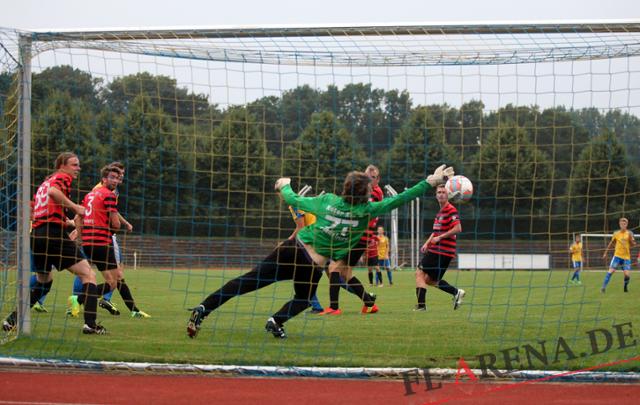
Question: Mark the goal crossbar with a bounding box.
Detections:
[25,20,640,42]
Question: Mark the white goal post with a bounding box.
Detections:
[580,233,615,270]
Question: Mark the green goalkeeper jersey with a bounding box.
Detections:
[280,180,431,260]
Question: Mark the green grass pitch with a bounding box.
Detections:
[2,267,639,372]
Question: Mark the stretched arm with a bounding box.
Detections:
[277,179,326,213]
[117,212,132,231]
[109,211,121,231]
[369,180,430,217]
[602,239,615,259]
[369,165,455,217]
[421,234,434,253]
[70,214,83,243]
[288,216,305,240]
[431,223,462,245]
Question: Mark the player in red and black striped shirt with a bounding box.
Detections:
[2,152,106,335]
[74,165,149,319]
[415,184,466,311]
[79,165,121,280]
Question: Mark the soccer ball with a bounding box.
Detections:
[445,175,473,202]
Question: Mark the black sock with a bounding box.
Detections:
[329,272,342,310]
[347,276,375,306]
[624,276,630,290]
[437,279,458,296]
[30,281,53,307]
[82,283,99,327]
[117,280,139,312]
[96,283,112,296]
[367,272,373,285]
[417,287,427,306]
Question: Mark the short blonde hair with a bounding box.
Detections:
[365,165,379,177]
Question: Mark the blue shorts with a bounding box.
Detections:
[610,256,631,271]
[378,258,390,268]
[572,261,581,269]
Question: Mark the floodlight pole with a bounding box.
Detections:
[17,34,32,335]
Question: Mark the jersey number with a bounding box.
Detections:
[85,194,96,217]
[324,215,359,237]
[33,181,50,211]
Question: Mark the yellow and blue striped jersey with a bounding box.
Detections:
[377,235,389,259]
[612,230,634,260]
[570,241,583,262]
[289,206,316,227]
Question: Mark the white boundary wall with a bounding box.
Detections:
[458,253,550,270]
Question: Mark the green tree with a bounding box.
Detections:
[110,94,195,235]
[319,84,413,160]
[332,83,385,156]
[279,84,322,143]
[283,111,367,193]
[383,106,459,186]
[208,106,279,237]
[602,110,640,164]
[0,71,18,231]
[470,122,554,227]
[32,90,104,192]
[32,66,102,113]
[102,72,212,124]
[0,71,13,99]
[246,95,283,156]
[568,129,640,230]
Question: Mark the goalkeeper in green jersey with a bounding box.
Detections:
[187,165,454,339]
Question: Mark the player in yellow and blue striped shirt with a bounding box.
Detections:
[569,234,583,285]
[377,226,393,286]
[601,217,635,293]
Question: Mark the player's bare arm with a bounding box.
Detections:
[109,211,121,231]
[602,239,615,259]
[432,223,462,244]
[49,186,85,216]
[117,212,132,231]
[421,234,434,252]
[289,216,305,240]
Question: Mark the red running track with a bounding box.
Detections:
[0,370,639,405]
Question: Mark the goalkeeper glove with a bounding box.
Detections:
[274,177,291,191]
[427,164,454,187]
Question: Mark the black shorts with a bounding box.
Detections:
[233,238,323,295]
[31,224,87,273]
[346,240,367,267]
[83,244,118,272]
[366,255,378,267]
[418,252,452,281]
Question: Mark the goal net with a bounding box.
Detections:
[1,22,640,377]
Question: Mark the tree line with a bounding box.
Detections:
[1,65,639,238]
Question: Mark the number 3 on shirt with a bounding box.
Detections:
[85,194,96,217]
